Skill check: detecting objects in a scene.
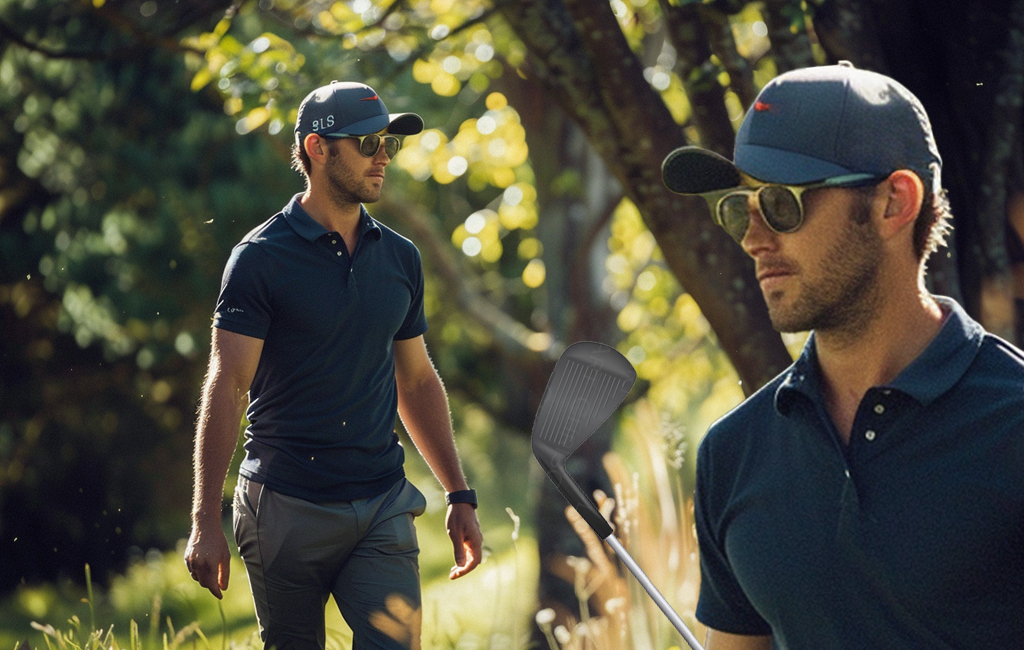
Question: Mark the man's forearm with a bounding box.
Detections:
[397,373,469,493]
[191,372,248,525]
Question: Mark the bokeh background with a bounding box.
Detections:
[1,0,1022,648]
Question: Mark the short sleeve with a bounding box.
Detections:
[212,242,272,340]
[694,435,773,635]
[394,244,427,341]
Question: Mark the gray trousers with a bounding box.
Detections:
[233,476,427,650]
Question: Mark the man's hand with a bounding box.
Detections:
[446,503,483,579]
[184,523,231,599]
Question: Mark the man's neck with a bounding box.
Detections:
[299,186,362,249]
[815,283,945,443]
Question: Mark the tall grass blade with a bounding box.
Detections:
[192,626,213,650]
[148,595,161,650]
[84,566,96,638]
[218,600,226,650]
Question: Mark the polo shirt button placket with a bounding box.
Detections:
[859,388,891,445]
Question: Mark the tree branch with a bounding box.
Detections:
[659,0,735,157]
[0,18,133,60]
[0,2,219,60]
[761,0,817,73]
[380,0,517,84]
[378,198,564,362]
[696,4,758,110]
[809,0,889,71]
[496,0,616,164]
[568,191,625,341]
[511,0,792,393]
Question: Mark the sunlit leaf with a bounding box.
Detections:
[189,67,212,92]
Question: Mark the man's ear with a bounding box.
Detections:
[878,169,924,239]
[304,133,329,165]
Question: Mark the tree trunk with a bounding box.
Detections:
[501,0,794,395]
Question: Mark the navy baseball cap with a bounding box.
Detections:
[294,81,423,145]
[662,61,942,196]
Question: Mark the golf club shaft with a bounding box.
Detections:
[606,535,704,650]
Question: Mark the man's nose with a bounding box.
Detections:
[740,193,777,255]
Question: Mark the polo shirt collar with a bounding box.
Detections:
[282,193,383,243]
[775,296,984,414]
[887,296,984,403]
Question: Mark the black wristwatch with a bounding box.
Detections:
[445,489,478,509]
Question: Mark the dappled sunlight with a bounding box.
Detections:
[6,0,1015,648]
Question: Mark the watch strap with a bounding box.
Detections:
[445,489,478,508]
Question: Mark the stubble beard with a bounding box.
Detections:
[324,149,382,207]
[766,216,884,339]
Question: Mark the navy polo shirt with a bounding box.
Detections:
[695,297,1024,649]
[213,194,427,503]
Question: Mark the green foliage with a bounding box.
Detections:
[603,200,744,437]
[0,0,793,629]
[0,0,297,590]
[0,0,751,593]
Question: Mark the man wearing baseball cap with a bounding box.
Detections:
[663,62,1024,649]
[185,81,483,649]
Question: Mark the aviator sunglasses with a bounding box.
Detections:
[707,173,885,243]
[329,132,402,158]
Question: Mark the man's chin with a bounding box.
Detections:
[766,304,812,334]
[359,189,383,204]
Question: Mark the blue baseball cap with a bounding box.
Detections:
[662,62,942,196]
[294,81,423,145]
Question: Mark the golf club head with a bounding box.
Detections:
[531,341,636,539]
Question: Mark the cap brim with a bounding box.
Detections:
[386,113,423,136]
[662,146,742,194]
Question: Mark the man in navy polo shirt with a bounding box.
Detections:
[663,62,1024,649]
[184,81,483,650]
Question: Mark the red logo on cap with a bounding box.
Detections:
[754,101,772,112]
[361,94,379,101]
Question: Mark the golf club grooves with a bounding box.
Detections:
[536,359,630,449]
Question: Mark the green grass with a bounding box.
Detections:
[0,427,540,650]
[0,399,705,650]
[1,534,538,650]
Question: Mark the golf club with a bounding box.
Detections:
[531,341,704,650]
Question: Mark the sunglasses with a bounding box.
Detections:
[705,173,885,242]
[329,132,402,158]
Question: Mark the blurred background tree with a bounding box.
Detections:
[1,0,1021,644]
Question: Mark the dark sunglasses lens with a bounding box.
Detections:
[718,194,751,242]
[358,135,400,157]
[759,186,802,232]
[359,134,381,157]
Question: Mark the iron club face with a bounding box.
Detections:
[530,342,705,650]
[531,341,636,539]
